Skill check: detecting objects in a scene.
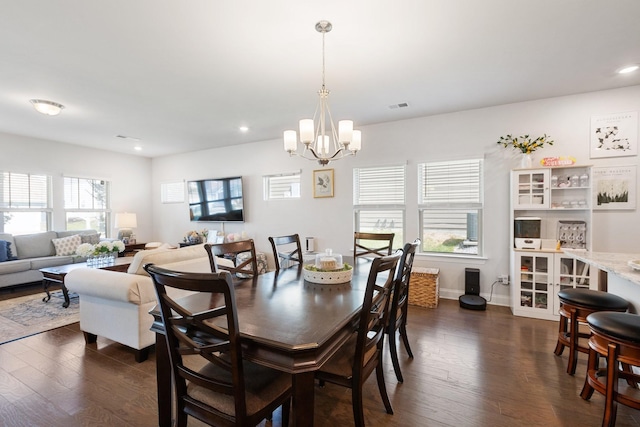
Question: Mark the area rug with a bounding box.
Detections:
[0,290,79,345]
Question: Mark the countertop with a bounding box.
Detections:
[562,250,640,286]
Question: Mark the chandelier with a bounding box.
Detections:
[284,21,361,166]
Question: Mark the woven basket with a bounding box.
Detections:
[409,267,439,308]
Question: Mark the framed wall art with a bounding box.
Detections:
[313,169,334,198]
[592,165,637,210]
[590,111,638,158]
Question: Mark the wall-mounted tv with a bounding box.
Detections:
[187,176,245,222]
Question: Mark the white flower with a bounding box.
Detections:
[76,243,95,257]
[75,240,126,257]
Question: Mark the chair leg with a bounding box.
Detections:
[388,328,404,383]
[621,363,638,387]
[581,347,597,400]
[375,358,393,415]
[352,382,365,427]
[603,343,620,427]
[399,319,414,359]
[281,399,291,427]
[554,314,568,356]
[567,310,579,375]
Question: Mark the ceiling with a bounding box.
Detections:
[1,1,639,158]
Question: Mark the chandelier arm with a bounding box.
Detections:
[283,20,360,166]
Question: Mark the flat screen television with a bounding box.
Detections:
[187,176,245,222]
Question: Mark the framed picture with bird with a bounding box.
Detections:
[313,169,334,198]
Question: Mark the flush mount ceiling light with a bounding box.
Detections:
[29,99,65,116]
[283,20,361,166]
[618,65,639,74]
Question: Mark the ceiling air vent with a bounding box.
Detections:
[388,102,409,110]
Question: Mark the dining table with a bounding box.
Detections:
[149,256,375,427]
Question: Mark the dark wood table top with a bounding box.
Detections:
[39,257,132,277]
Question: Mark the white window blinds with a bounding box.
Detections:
[0,172,50,209]
[353,165,406,206]
[418,159,483,207]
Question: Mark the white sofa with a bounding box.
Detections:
[65,243,217,362]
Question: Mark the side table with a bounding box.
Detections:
[121,242,147,257]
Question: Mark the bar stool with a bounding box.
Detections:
[580,312,640,427]
[554,288,628,375]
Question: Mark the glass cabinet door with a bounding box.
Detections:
[513,170,549,209]
[556,255,591,291]
[517,253,553,313]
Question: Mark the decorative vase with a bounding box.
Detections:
[520,153,533,168]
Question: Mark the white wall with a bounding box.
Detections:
[152,85,640,307]
[5,86,636,308]
[0,132,153,240]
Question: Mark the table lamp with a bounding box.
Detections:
[115,212,137,241]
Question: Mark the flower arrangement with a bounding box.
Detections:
[497,134,554,154]
[184,229,208,243]
[76,240,125,257]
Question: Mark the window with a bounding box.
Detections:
[0,172,52,234]
[418,159,483,255]
[64,177,110,237]
[353,165,405,249]
[263,171,301,200]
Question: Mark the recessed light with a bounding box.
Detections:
[239,126,249,132]
[618,65,639,74]
[134,146,142,151]
[29,99,65,116]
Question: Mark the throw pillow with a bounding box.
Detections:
[0,240,15,262]
[81,233,101,245]
[0,240,7,262]
[52,234,82,256]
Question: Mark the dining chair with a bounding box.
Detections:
[144,264,291,427]
[205,239,259,278]
[315,250,402,427]
[353,232,395,261]
[268,234,303,272]
[387,238,420,383]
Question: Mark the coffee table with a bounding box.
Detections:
[40,257,132,308]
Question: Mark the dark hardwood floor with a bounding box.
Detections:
[1,297,639,426]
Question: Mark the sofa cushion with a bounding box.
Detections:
[56,229,98,238]
[127,244,206,276]
[80,233,101,244]
[52,234,82,256]
[0,234,17,258]
[13,231,57,259]
[30,256,75,270]
[0,259,31,274]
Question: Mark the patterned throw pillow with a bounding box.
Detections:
[52,234,82,256]
[81,233,101,244]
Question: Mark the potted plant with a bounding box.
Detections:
[497,134,554,168]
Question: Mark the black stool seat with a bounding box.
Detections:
[581,311,640,427]
[558,288,629,311]
[554,288,629,375]
[587,311,640,343]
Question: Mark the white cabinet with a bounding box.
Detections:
[512,251,597,320]
[510,165,597,320]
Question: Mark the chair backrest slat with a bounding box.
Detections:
[269,234,303,272]
[205,239,259,278]
[354,232,395,260]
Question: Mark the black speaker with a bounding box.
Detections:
[465,268,480,295]
[459,267,486,310]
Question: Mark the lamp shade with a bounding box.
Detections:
[115,212,137,229]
